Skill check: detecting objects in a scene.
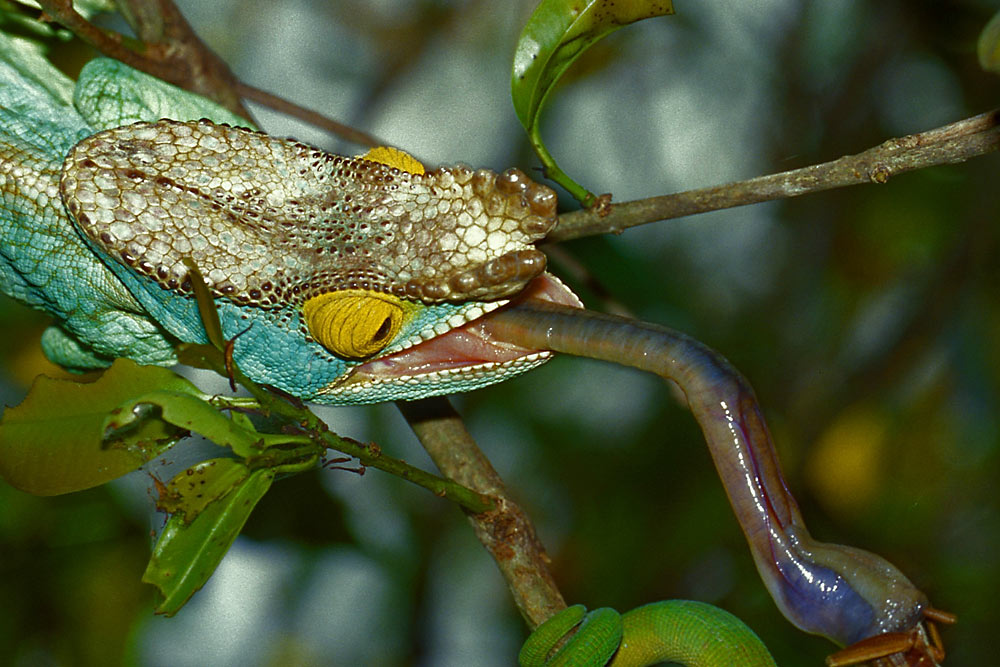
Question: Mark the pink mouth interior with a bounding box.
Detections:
[346,274,581,382]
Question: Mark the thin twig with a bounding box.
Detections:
[39,0,252,119]
[40,0,390,147]
[550,109,1000,242]
[235,81,383,149]
[397,398,566,628]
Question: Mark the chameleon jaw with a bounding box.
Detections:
[325,273,581,400]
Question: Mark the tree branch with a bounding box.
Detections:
[39,0,252,120]
[234,81,382,149]
[550,108,1000,242]
[397,398,566,628]
[42,0,387,148]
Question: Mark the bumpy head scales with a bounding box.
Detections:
[59,119,559,313]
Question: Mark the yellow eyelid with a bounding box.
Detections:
[303,290,412,359]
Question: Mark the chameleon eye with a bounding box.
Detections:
[303,291,409,359]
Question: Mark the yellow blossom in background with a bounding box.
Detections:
[805,406,888,520]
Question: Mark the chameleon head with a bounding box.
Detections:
[59,119,575,401]
[289,142,558,360]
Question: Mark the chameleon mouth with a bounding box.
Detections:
[342,273,582,385]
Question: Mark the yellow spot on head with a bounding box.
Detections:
[360,146,425,175]
[303,290,414,359]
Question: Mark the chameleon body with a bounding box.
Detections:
[0,52,567,404]
[0,55,174,370]
[59,117,563,402]
[0,43,946,666]
[0,49,774,665]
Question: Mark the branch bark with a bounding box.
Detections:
[40,0,252,119]
[41,0,384,147]
[397,398,566,628]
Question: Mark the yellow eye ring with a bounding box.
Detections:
[303,290,409,359]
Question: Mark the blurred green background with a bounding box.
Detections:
[2,1,998,665]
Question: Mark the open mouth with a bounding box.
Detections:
[338,273,582,388]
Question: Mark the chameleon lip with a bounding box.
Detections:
[343,273,582,383]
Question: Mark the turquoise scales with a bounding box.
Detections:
[0,55,570,403]
[0,57,174,368]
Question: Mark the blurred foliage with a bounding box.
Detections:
[2,0,999,665]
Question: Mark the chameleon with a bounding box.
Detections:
[1,51,572,404]
[0,39,951,666]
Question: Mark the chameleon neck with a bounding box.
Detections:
[484,300,932,650]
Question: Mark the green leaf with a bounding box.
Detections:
[143,467,274,616]
[978,11,1000,74]
[156,458,250,523]
[511,0,674,205]
[228,409,257,432]
[108,390,264,459]
[0,359,201,495]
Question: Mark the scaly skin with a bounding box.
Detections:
[0,54,174,369]
[0,51,561,403]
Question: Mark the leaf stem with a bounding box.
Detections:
[529,131,596,207]
[209,395,264,411]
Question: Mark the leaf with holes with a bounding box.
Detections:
[108,390,266,459]
[0,359,201,495]
[143,466,274,615]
